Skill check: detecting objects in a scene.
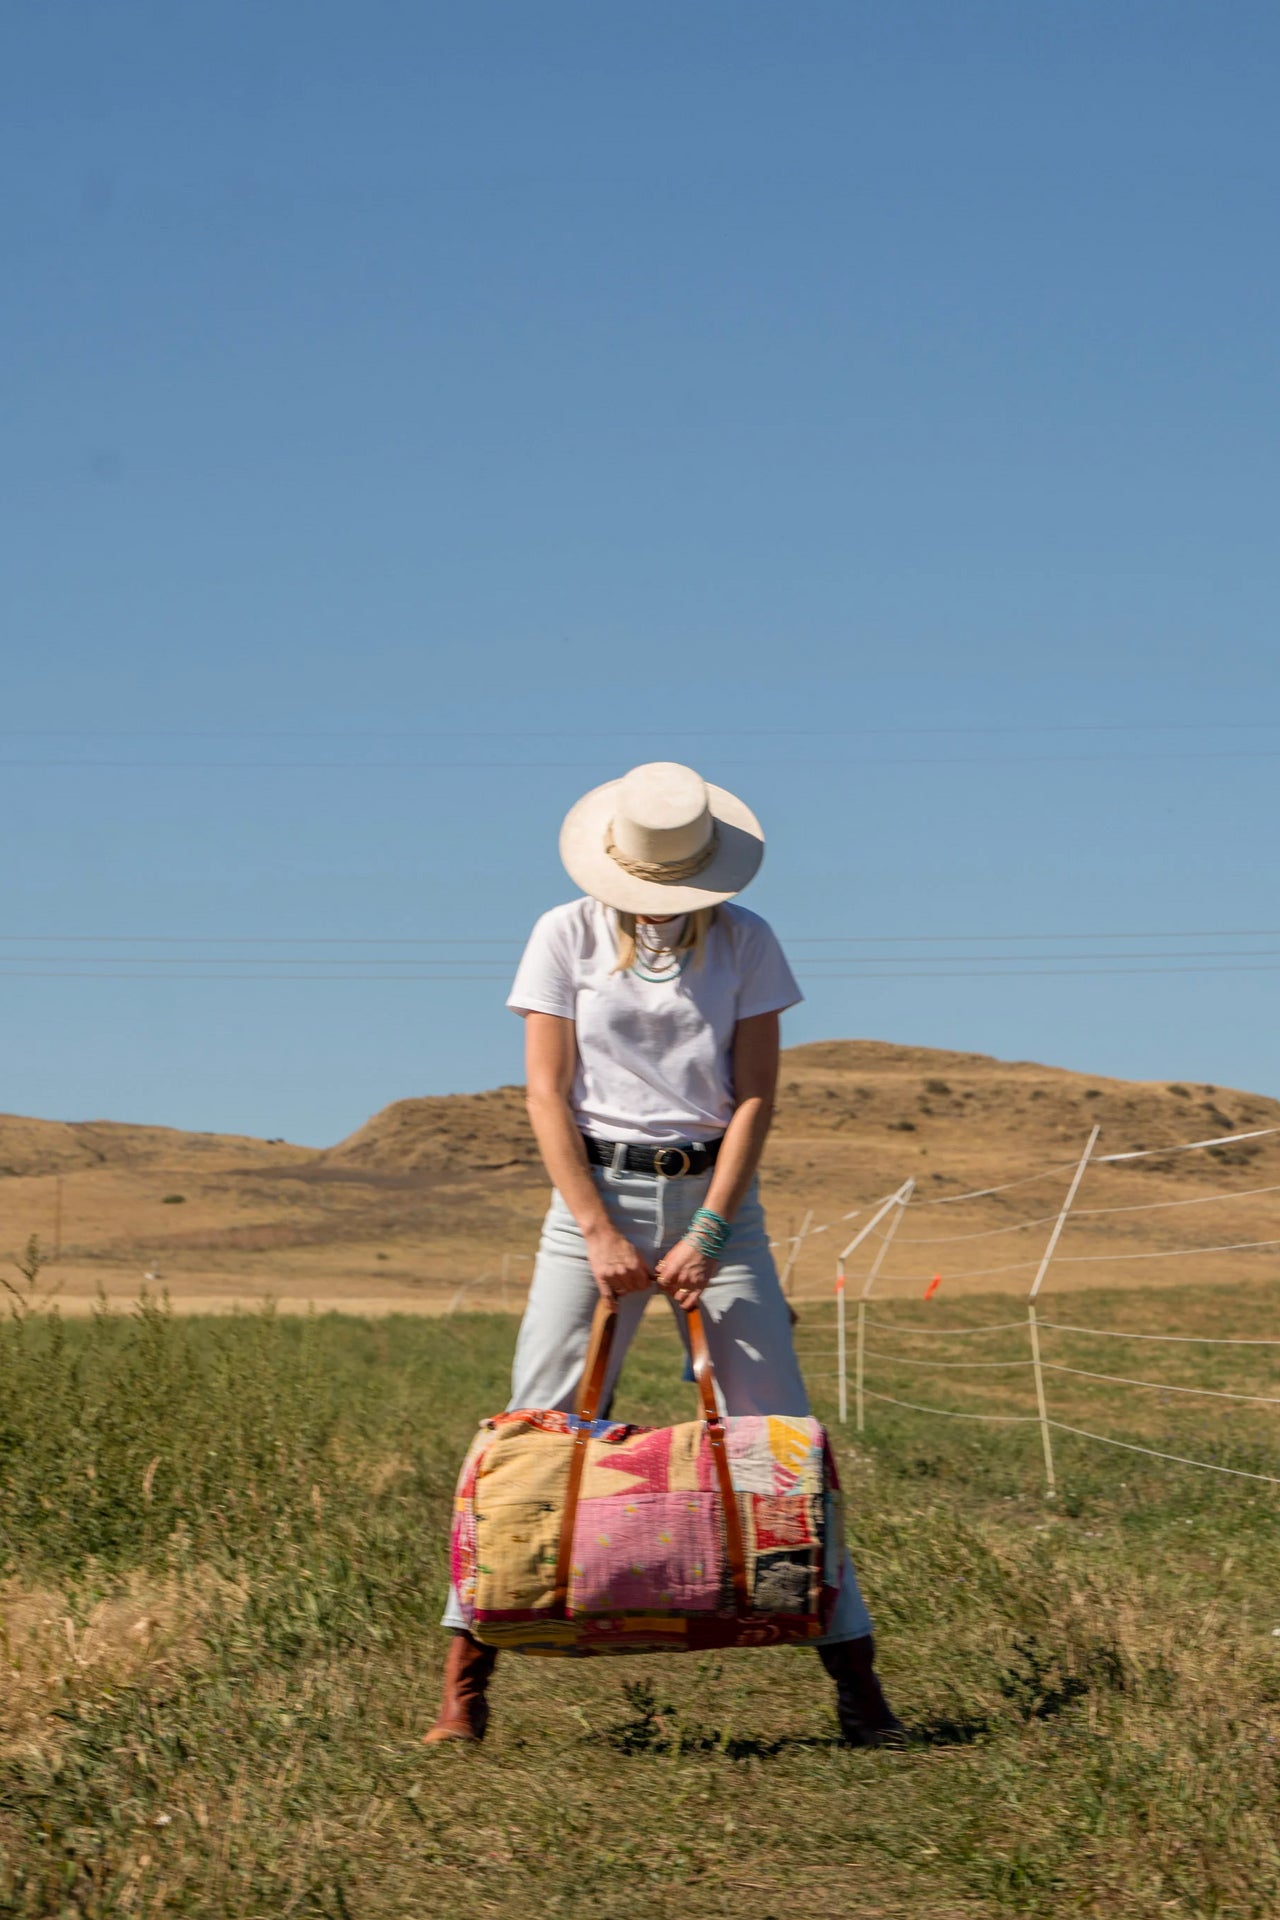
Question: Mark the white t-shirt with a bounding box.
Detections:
[506,897,802,1144]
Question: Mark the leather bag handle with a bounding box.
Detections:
[575,1298,619,1422]
[550,1303,618,1613]
[686,1302,752,1613]
[551,1298,751,1618]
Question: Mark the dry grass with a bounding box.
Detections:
[0,1571,244,1761]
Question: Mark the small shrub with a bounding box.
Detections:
[3,1235,59,1321]
[1084,1089,1103,1100]
[888,1119,917,1132]
[905,1452,945,1479]
[603,1677,669,1753]
[924,1078,951,1096]
[1167,1084,1190,1097]
[1208,1143,1260,1166]
[161,1194,186,1205]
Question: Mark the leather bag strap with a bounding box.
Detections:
[575,1299,618,1423]
[551,1298,751,1619]
[550,1300,618,1614]
[687,1304,752,1613]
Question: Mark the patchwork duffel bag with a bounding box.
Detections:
[449,1299,844,1655]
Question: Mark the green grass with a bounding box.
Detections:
[1,1284,1279,1918]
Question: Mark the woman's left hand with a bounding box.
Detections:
[656,1236,716,1309]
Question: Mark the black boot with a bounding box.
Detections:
[818,1635,907,1747]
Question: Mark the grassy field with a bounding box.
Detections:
[2,1283,1279,1919]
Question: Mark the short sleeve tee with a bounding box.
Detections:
[506,898,802,1144]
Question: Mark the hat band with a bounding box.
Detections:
[603,818,720,884]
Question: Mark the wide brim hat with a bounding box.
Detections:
[559,761,765,914]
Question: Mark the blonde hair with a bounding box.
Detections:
[613,906,717,973]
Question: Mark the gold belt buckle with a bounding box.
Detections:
[653,1146,692,1178]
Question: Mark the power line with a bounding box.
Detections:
[796,948,1280,965]
[0,953,522,967]
[8,960,1280,982]
[784,964,1280,981]
[1,927,1280,947]
[2,722,1278,738]
[0,969,516,981]
[0,934,527,946]
[4,750,1280,771]
[788,930,1280,945]
[6,945,1280,968]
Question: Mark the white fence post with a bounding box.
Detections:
[836,1261,848,1425]
[841,1179,915,1433]
[834,1183,913,1433]
[855,1297,867,1434]
[1028,1125,1100,1302]
[861,1180,914,1300]
[1027,1304,1057,1498]
[836,1182,915,1275]
[779,1207,814,1299]
[1025,1125,1099,1496]
[447,1273,490,1315]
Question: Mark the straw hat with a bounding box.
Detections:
[559,761,765,914]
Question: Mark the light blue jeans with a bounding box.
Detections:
[443,1162,872,1643]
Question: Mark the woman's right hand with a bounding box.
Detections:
[583,1222,654,1303]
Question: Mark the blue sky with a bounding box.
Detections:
[3,2,1278,1145]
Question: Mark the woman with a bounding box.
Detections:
[425,761,902,1747]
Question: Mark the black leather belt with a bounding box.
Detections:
[582,1134,723,1178]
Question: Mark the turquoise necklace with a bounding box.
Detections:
[631,918,691,984]
[631,945,691,984]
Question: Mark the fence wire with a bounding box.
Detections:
[1097,1126,1280,1161]
[811,1115,1280,1493]
[863,1347,1034,1371]
[862,1316,1029,1336]
[785,1121,1280,1262]
[860,1388,1041,1423]
[1037,1320,1280,1346]
[1043,1363,1280,1406]
[1046,1422,1280,1487]
[896,1180,1280,1246]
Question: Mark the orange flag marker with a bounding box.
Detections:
[923,1273,941,1301]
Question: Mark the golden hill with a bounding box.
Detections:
[2,1040,1277,1314]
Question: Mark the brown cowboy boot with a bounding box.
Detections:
[818,1635,907,1748]
[423,1630,499,1745]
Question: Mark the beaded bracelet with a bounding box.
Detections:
[687,1206,732,1258]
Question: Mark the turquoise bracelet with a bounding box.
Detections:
[687,1207,731,1257]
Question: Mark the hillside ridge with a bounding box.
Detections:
[3,1040,1277,1313]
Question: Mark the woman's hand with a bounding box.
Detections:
[655,1236,716,1309]
[583,1222,654,1304]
